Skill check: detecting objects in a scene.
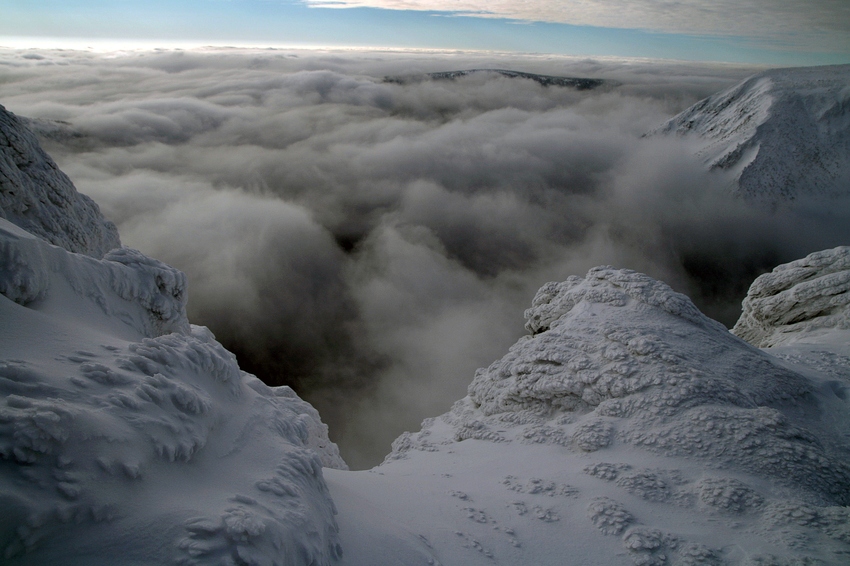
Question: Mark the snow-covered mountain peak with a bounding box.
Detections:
[656,65,850,203]
[0,104,120,258]
[733,246,850,347]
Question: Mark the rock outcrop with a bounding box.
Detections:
[0,104,120,257]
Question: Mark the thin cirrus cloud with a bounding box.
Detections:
[304,0,850,51]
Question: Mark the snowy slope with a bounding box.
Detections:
[327,266,850,566]
[655,65,850,203]
[0,105,121,258]
[0,109,346,565]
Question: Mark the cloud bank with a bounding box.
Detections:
[2,48,847,468]
[303,0,850,51]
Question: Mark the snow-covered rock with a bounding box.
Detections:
[733,246,850,348]
[0,104,120,258]
[0,104,346,565]
[0,218,189,338]
[326,266,850,566]
[655,65,850,203]
[0,297,344,564]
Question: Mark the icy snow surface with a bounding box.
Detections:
[326,266,850,566]
[0,105,120,258]
[655,65,850,203]
[0,220,347,565]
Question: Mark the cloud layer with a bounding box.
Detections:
[2,48,847,467]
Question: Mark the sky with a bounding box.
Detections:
[2,0,849,65]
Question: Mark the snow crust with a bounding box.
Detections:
[327,266,850,566]
[0,104,121,258]
[733,246,850,348]
[656,65,850,203]
[0,113,346,565]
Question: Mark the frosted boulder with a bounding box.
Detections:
[457,268,850,506]
[473,266,804,416]
[733,246,850,347]
[0,217,189,338]
[0,104,120,257]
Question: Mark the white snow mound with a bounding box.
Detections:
[655,65,850,203]
[0,104,120,258]
[351,266,850,565]
[733,246,850,348]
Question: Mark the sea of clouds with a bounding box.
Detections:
[2,47,848,467]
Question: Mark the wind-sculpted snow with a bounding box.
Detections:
[733,246,850,348]
[655,64,850,203]
[472,267,807,417]
[362,265,850,565]
[0,105,120,258]
[0,227,346,563]
[0,218,188,338]
[0,327,344,564]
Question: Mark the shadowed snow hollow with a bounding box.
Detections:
[733,246,850,348]
[655,65,850,203]
[328,265,850,565]
[0,105,120,258]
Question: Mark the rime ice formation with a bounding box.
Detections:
[655,65,850,203]
[325,266,850,566]
[733,246,850,348]
[0,109,345,565]
[0,104,120,258]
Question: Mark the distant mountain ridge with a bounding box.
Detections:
[385,69,607,90]
[655,65,850,204]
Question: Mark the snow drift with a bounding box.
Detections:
[0,106,345,565]
[656,65,850,203]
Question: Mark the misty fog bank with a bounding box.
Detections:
[2,48,847,468]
